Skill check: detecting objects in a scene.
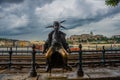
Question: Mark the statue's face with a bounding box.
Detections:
[54,21,60,31]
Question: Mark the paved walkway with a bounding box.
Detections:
[38,66,120,80]
[0,66,120,80]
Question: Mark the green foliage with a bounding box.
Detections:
[105,0,120,6]
[113,37,120,43]
[67,40,73,44]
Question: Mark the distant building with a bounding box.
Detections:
[67,32,105,45]
[15,41,31,47]
[93,35,104,40]
[90,31,93,36]
[30,40,45,45]
[112,35,120,38]
[0,41,5,46]
[0,40,13,46]
[30,41,45,50]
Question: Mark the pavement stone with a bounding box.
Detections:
[0,67,120,80]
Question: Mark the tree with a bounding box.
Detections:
[105,0,120,6]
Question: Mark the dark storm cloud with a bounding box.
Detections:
[0,0,24,4]
[0,28,32,36]
[0,0,120,40]
[64,18,99,29]
[64,4,120,29]
[0,0,54,36]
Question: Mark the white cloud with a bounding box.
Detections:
[66,13,120,37]
[3,4,20,12]
[35,0,110,22]
[0,0,120,40]
[10,15,29,28]
[0,14,29,29]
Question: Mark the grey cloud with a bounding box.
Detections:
[64,5,120,29]
[0,28,31,36]
[0,0,54,36]
[0,0,24,4]
[0,0,120,40]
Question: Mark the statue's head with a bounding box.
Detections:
[53,21,60,31]
[46,20,66,30]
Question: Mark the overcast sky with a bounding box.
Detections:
[0,0,120,40]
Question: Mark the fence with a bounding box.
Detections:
[0,44,120,77]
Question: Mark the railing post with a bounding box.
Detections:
[16,46,17,55]
[9,47,12,69]
[1,47,3,55]
[27,46,29,55]
[88,46,90,50]
[77,44,84,77]
[102,46,106,66]
[96,44,98,53]
[29,44,37,77]
[111,44,112,53]
[7,47,8,51]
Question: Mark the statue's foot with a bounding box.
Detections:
[45,65,50,72]
[67,65,72,71]
[64,65,72,71]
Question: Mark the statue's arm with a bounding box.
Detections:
[61,33,71,53]
[43,33,52,54]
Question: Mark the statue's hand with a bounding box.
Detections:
[67,49,72,54]
[42,50,46,54]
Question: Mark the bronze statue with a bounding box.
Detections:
[43,21,72,72]
[43,21,71,53]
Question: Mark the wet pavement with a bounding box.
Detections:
[0,66,120,80]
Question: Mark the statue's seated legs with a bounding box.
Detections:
[45,47,72,72]
[45,58,50,72]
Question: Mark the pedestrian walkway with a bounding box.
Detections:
[38,66,120,80]
[0,66,120,80]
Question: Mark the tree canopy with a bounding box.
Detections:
[105,0,120,6]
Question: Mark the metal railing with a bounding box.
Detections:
[0,44,120,77]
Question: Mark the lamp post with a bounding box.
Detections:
[77,44,84,77]
[9,47,12,70]
[102,46,106,66]
[29,44,37,77]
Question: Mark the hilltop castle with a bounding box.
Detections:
[67,32,106,45]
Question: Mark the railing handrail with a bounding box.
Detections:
[0,49,120,53]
